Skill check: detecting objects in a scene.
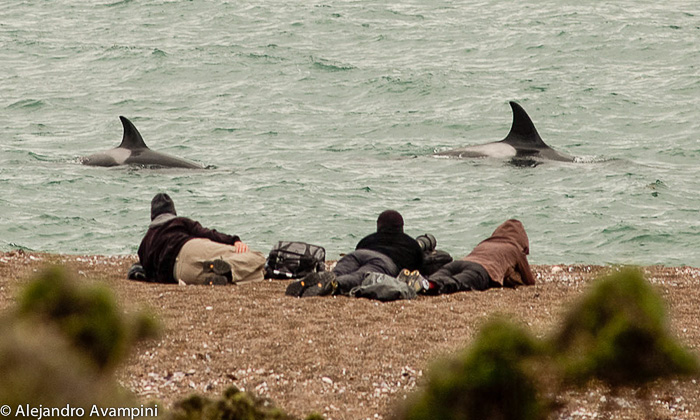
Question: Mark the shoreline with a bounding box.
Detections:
[2,250,700,419]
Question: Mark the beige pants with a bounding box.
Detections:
[174,238,266,285]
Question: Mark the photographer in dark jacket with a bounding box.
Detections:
[353,210,423,274]
[290,210,423,296]
[136,193,265,285]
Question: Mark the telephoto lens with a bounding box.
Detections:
[416,233,437,252]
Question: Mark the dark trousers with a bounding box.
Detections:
[333,249,399,294]
[427,260,494,294]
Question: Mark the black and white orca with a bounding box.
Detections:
[81,116,204,169]
[434,102,574,163]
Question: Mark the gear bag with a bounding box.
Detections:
[420,249,454,277]
[264,241,326,279]
[349,272,417,302]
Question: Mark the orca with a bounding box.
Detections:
[81,116,204,169]
[434,102,574,163]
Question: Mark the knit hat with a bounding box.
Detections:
[377,210,404,233]
[150,193,177,220]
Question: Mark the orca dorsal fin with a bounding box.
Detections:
[502,102,546,147]
[118,116,149,149]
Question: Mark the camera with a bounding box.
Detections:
[416,233,437,253]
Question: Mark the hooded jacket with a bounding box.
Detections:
[354,211,423,272]
[137,193,240,283]
[463,219,535,287]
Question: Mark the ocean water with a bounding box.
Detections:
[1,1,699,267]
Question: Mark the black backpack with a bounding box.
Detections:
[264,241,326,279]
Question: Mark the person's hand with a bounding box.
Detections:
[233,241,249,253]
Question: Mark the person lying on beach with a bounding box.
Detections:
[287,209,423,297]
[133,193,265,285]
[425,219,535,294]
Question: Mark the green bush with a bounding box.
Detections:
[17,265,159,371]
[168,386,323,420]
[0,319,125,412]
[551,267,698,386]
[398,267,700,419]
[3,265,317,420]
[0,265,157,412]
[401,318,546,420]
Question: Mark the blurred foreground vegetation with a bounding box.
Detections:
[398,267,699,420]
[0,265,322,420]
[1,265,696,420]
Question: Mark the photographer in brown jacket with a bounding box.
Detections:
[426,219,535,294]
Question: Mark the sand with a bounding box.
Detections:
[1,250,699,419]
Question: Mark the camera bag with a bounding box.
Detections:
[264,241,326,279]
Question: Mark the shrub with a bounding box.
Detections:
[400,318,546,420]
[0,319,124,411]
[17,265,159,371]
[551,267,698,387]
[0,265,157,412]
[168,386,324,420]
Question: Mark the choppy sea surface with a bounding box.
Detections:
[1,1,699,267]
